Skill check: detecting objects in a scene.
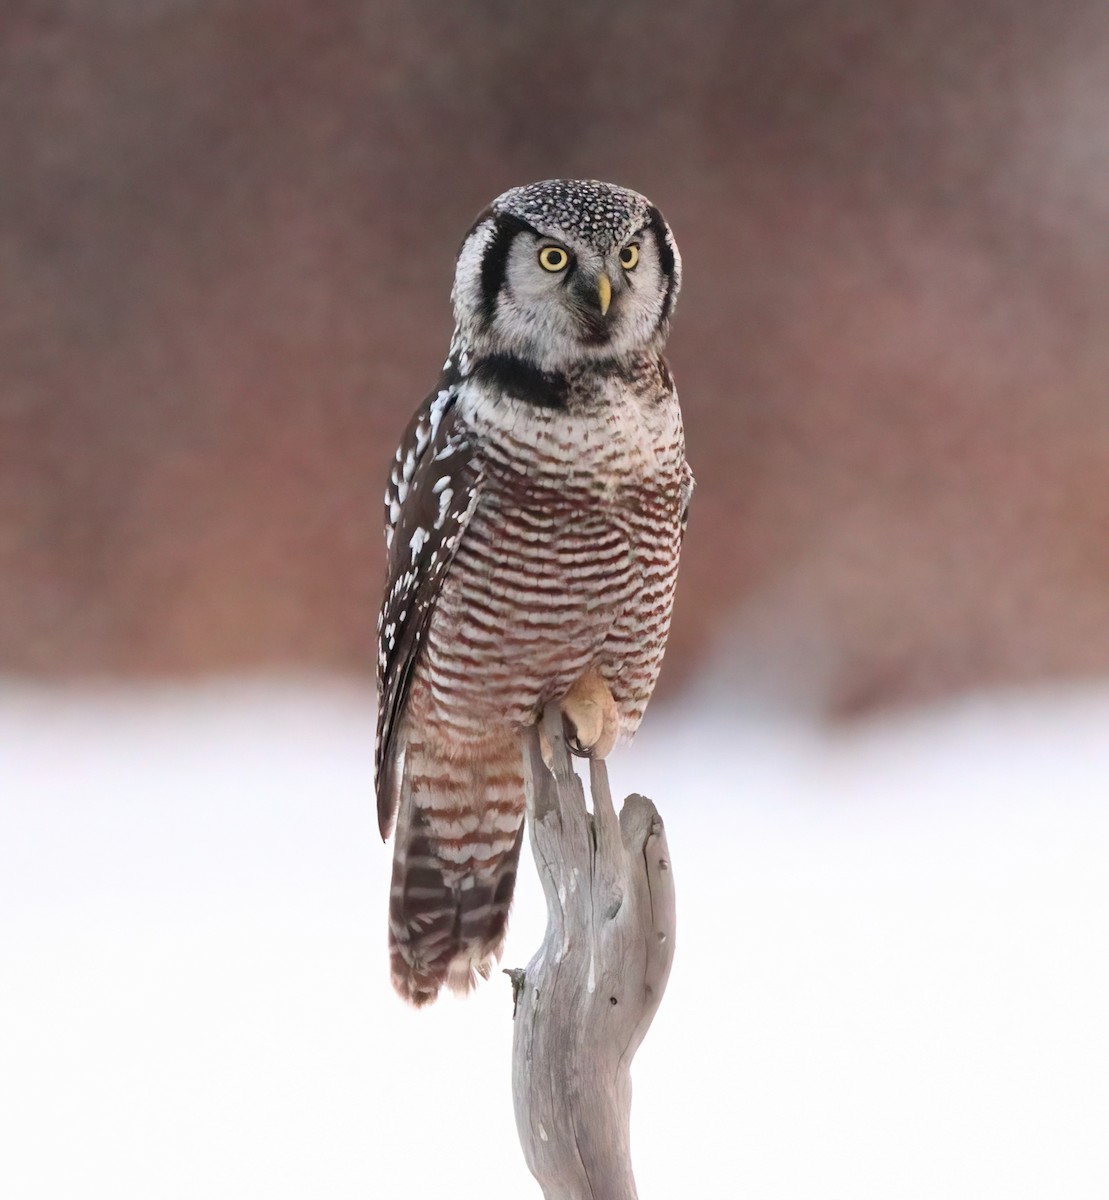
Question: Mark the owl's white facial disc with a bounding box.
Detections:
[450,179,681,374]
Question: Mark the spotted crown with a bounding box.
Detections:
[492,179,652,254]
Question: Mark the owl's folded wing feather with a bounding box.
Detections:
[375,385,481,839]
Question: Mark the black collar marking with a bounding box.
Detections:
[470,354,570,409]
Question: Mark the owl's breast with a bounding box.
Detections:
[409,379,687,741]
[465,367,685,485]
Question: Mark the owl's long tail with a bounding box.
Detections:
[387,735,525,1006]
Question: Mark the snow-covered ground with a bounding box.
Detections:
[2,679,1108,1199]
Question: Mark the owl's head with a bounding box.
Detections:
[451,179,682,371]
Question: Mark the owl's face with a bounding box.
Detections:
[452,180,681,373]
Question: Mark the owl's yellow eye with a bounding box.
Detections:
[538,246,570,272]
[619,244,640,270]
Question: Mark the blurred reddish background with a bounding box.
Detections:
[3,0,1108,712]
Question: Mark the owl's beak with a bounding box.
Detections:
[596,273,612,317]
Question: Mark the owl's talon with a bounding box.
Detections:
[538,720,592,764]
[562,718,594,758]
[559,669,619,760]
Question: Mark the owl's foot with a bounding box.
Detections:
[559,669,619,760]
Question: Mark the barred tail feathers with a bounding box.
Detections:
[388,737,525,1007]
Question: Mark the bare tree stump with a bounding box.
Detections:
[509,703,676,1200]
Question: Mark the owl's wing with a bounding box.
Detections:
[375,385,481,839]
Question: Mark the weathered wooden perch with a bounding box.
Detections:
[509,702,676,1200]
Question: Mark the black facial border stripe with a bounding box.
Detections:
[478,211,538,322]
[645,205,677,319]
[457,206,495,256]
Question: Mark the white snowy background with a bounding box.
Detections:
[3,678,1108,1198]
